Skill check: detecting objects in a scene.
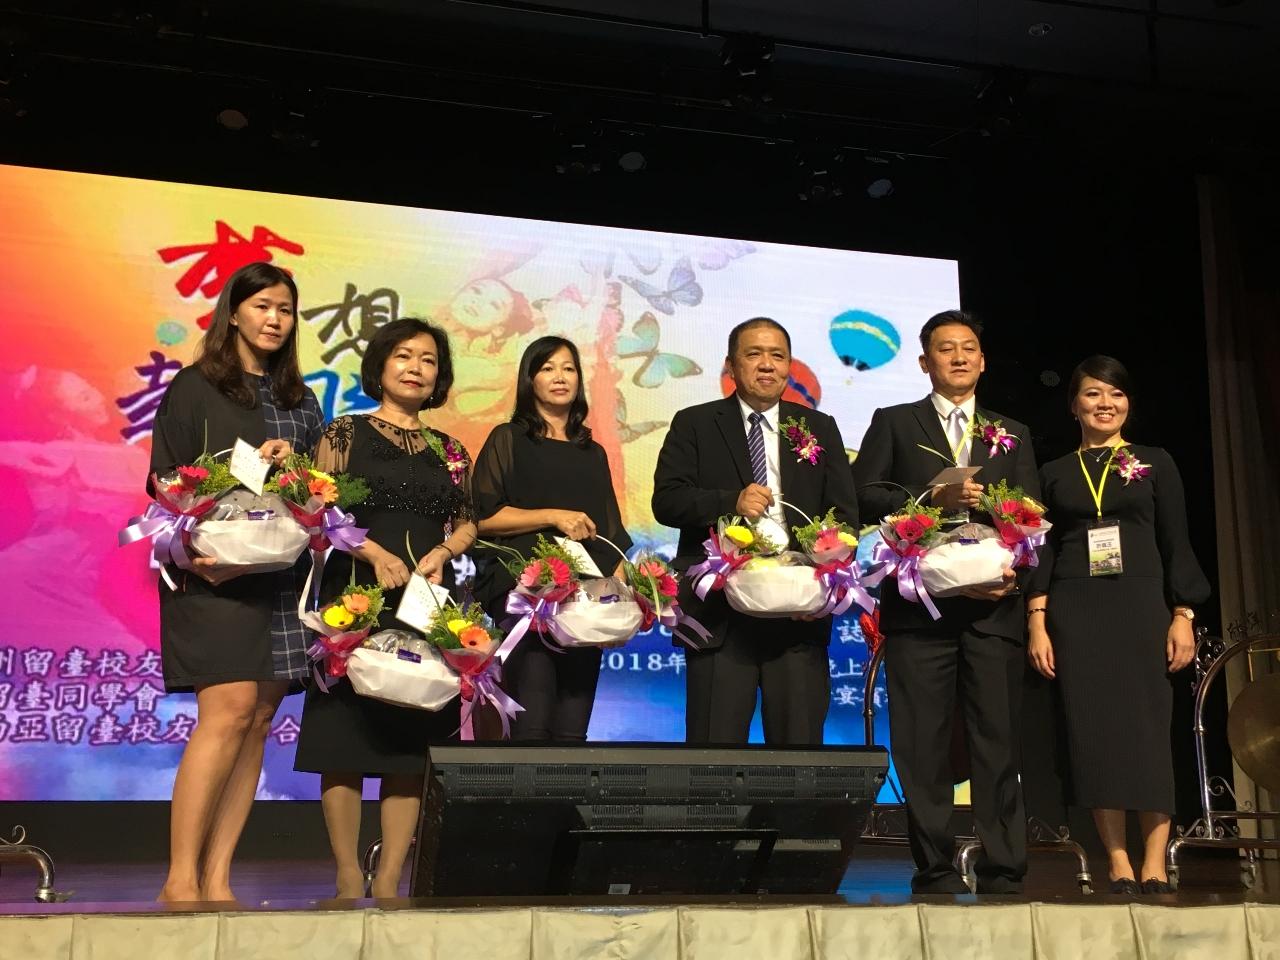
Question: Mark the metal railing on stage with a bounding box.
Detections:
[0,825,67,903]
[1167,622,1280,890]
[858,643,1094,894]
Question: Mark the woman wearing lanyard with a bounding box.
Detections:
[1027,355,1209,894]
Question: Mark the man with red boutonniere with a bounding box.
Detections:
[852,309,1041,895]
[652,317,858,745]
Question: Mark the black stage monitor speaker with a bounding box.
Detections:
[410,743,888,897]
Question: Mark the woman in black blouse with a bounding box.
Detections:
[149,262,323,902]
[1027,355,1210,894]
[472,335,632,741]
[294,318,476,899]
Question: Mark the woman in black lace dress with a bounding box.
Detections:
[1027,356,1209,894]
[472,336,632,741]
[294,318,475,899]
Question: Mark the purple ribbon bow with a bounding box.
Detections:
[814,562,876,618]
[650,600,713,649]
[322,507,369,552]
[118,503,200,589]
[870,538,941,621]
[498,591,574,658]
[459,659,524,740]
[1010,529,1047,569]
[688,534,749,600]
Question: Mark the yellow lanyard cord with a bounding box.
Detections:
[1076,447,1118,519]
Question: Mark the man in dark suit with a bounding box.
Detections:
[852,309,1039,894]
[652,317,858,745]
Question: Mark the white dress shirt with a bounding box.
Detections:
[930,392,976,466]
[738,395,786,526]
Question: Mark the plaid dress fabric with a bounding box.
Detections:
[258,375,324,681]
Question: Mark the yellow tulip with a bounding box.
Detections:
[723,525,755,548]
[323,605,355,629]
[446,618,470,636]
[837,532,859,548]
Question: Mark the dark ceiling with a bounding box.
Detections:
[1,0,1277,167]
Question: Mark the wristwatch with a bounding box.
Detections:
[1173,607,1195,622]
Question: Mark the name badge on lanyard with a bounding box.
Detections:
[1087,519,1123,577]
[1078,448,1123,577]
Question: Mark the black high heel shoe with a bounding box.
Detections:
[1110,878,1140,895]
[1140,878,1174,894]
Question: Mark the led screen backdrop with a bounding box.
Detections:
[0,163,959,799]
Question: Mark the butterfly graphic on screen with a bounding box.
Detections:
[695,238,755,271]
[618,312,703,388]
[613,389,666,443]
[620,257,703,316]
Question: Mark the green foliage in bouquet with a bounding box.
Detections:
[320,582,385,632]
[422,600,502,653]
[792,507,859,553]
[498,533,585,583]
[273,453,371,510]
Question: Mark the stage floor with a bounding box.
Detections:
[2,847,1276,910]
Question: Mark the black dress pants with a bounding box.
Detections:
[504,638,602,741]
[884,626,1027,888]
[685,616,829,745]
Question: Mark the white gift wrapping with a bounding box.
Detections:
[724,564,827,618]
[345,646,461,711]
[553,598,645,648]
[918,538,1015,597]
[187,489,310,575]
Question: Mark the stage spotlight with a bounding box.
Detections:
[553,119,603,176]
[795,143,846,202]
[1028,22,1053,38]
[1040,370,1061,387]
[618,150,647,173]
[216,108,249,132]
[0,39,31,119]
[975,70,1027,137]
[867,178,894,199]
[271,88,322,149]
[720,35,775,110]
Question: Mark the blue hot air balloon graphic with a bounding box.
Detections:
[829,310,900,371]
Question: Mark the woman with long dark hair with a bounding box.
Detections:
[1027,355,1209,894]
[294,317,476,899]
[148,261,323,902]
[471,335,632,741]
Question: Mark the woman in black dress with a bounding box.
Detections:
[1027,355,1209,894]
[294,318,475,899]
[149,262,323,902]
[472,335,632,741]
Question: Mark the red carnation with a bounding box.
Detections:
[916,514,936,530]
[658,574,678,598]
[178,465,209,488]
[894,517,926,543]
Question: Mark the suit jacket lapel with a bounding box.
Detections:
[778,401,800,512]
[911,397,956,471]
[714,397,752,487]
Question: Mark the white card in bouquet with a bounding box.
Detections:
[394,574,455,632]
[553,537,604,577]
[228,437,270,496]
[925,465,983,488]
